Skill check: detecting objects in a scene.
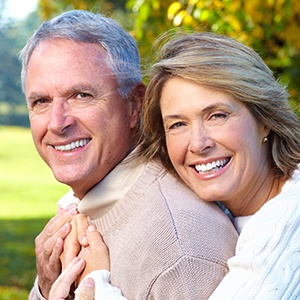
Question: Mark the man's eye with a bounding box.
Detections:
[32,98,49,107]
[76,93,91,99]
[28,98,50,113]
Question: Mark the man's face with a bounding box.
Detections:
[25,39,139,198]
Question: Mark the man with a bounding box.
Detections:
[21,10,238,299]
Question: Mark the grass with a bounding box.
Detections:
[0,126,69,299]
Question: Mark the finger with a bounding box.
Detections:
[49,257,86,300]
[37,235,69,296]
[35,206,78,298]
[61,219,81,270]
[36,205,78,256]
[41,222,72,260]
[75,214,90,247]
[47,237,64,274]
[87,226,110,267]
[75,277,95,300]
[48,205,78,237]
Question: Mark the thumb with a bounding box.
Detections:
[87,226,109,255]
[75,277,95,300]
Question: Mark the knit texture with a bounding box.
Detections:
[29,160,238,299]
[89,161,237,299]
[210,165,300,300]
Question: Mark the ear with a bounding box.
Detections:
[261,124,271,140]
[128,82,146,129]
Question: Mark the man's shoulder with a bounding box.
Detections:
[132,160,237,240]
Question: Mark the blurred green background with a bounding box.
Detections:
[0,126,68,299]
[0,0,299,298]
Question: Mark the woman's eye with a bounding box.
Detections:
[169,122,185,130]
[210,112,228,120]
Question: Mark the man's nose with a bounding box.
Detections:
[47,100,75,134]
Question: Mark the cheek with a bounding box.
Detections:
[29,114,50,147]
[166,134,187,165]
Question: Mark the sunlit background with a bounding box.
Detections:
[0,0,299,298]
[3,0,38,21]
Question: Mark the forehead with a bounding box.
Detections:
[29,38,110,68]
[26,39,116,95]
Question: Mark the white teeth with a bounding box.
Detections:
[195,158,230,173]
[54,139,90,151]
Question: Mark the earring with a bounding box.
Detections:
[262,137,268,143]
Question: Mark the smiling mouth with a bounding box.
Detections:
[54,139,91,152]
[194,158,230,174]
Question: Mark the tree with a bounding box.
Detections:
[37,0,300,114]
[126,0,300,113]
[37,0,128,19]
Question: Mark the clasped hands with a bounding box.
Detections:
[35,204,109,299]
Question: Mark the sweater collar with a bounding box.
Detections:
[57,152,145,219]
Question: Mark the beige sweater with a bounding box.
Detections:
[30,160,238,299]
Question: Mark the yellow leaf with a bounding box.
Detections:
[188,0,199,4]
[174,10,187,26]
[183,14,194,25]
[168,2,182,19]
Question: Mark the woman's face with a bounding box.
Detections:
[160,77,271,216]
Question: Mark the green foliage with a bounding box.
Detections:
[0,126,68,299]
[37,0,299,110]
[125,0,300,110]
[37,0,126,19]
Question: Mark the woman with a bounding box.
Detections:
[139,32,300,299]
[57,32,300,299]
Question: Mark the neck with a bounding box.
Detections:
[225,174,284,217]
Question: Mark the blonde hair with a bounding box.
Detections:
[139,32,300,180]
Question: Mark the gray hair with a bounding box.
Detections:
[140,32,300,180]
[20,10,142,99]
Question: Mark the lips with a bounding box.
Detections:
[54,138,91,151]
[195,158,230,174]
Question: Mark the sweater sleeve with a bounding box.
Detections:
[209,196,300,300]
[28,276,47,300]
[148,255,228,299]
[75,270,127,300]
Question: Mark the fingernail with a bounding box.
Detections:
[81,236,88,244]
[85,277,95,287]
[88,225,96,232]
[67,204,78,216]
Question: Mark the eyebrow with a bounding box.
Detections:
[27,93,46,102]
[163,114,185,123]
[64,84,98,95]
[27,84,99,101]
[163,102,230,122]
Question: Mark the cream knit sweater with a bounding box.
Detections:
[210,165,300,299]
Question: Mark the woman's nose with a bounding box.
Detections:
[188,126,215,154]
